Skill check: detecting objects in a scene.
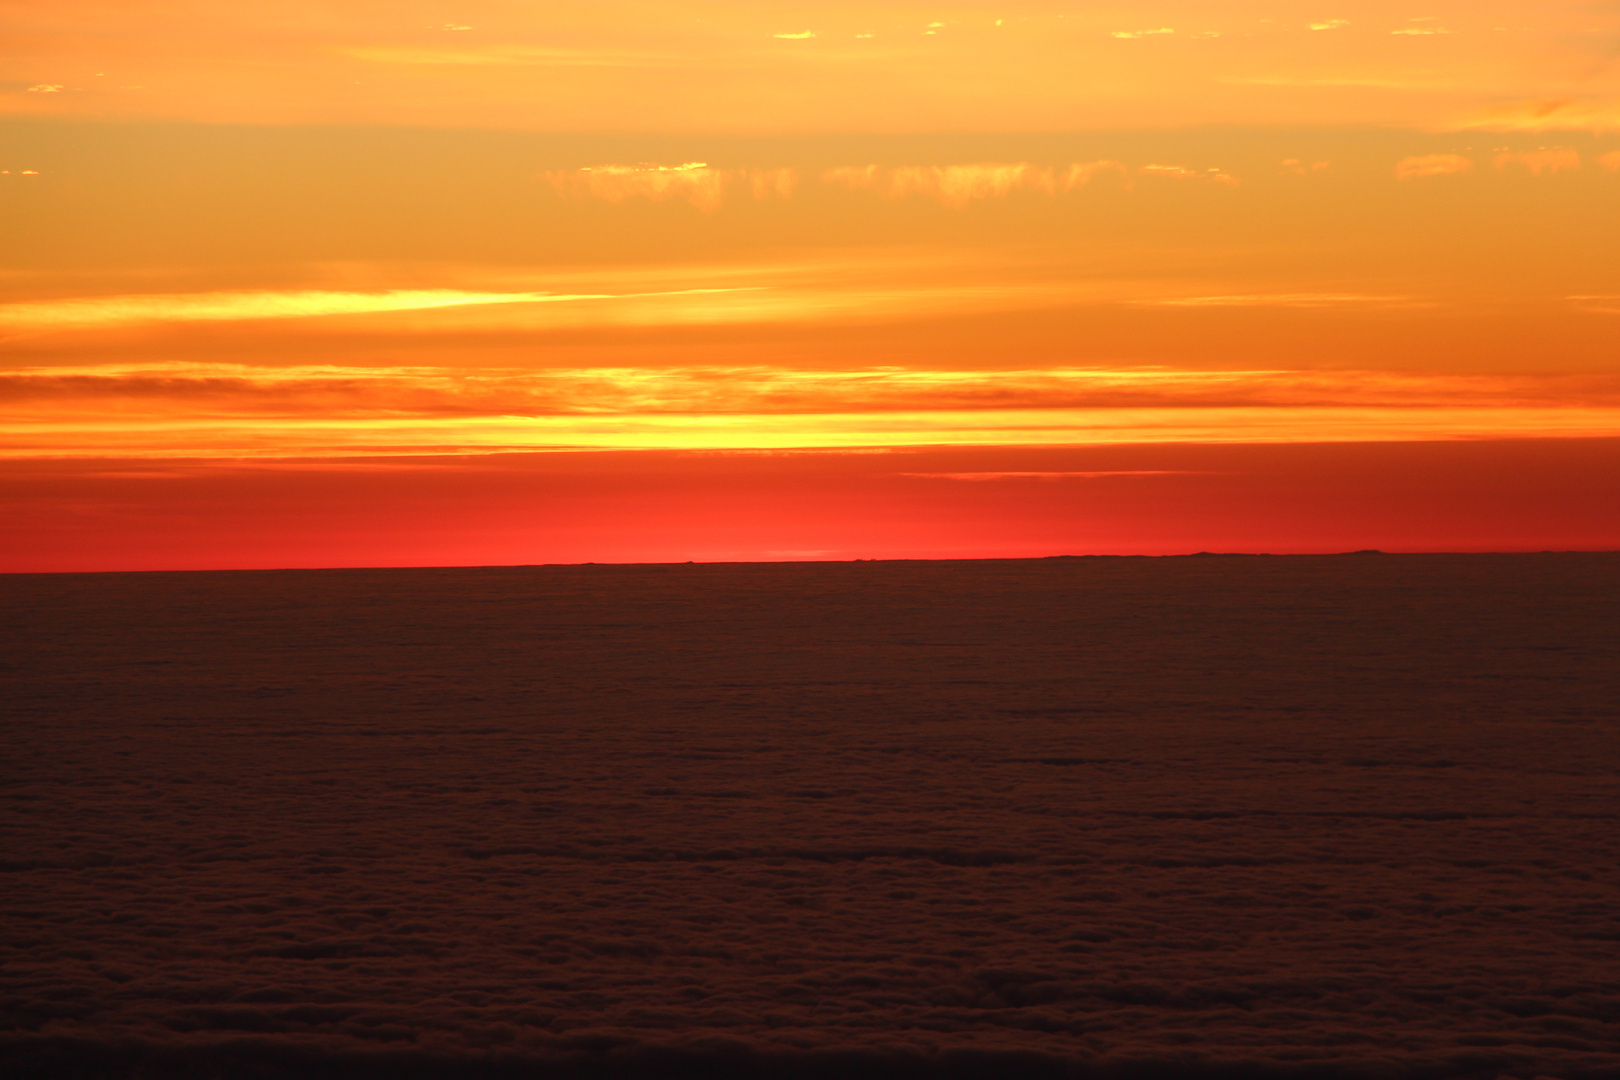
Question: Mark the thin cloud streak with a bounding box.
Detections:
[11,364,1617,415]
[5,363,1620,459]
[1456,98,1620,132]
[1494,148,1581,173]
[7,406,1620,460]
[545,160,1252,211]
[544,164,797,211]
[0,287,765,330]
[1396,153,1474,179]
[1137,294,1423,309]
[898,471,1202,480]
[818,161,1245,207]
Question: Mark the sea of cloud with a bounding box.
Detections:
[3,555,1618,1078]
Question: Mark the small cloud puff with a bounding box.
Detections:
[820,161,1244,205]
[1599,151,1620,172]
[820,162,1127,208]
[1112,28,1174,38]
[1310,20,1349,31]
[1140,164,1240,186]
[773,31,816,39]
[1395,153,1472,179]
[546,164,798,212]
[1280,159,1331,175]
[1494,149,1580,174]
[26,84,64,93]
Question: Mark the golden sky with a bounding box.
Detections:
[4,2,1620,567]
[8,1,1620,131]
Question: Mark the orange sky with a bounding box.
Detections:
[4,1,1620,569]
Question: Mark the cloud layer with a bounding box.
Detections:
[3,555,1618,1075]
[545,164,798,212]
[537,153,1620,208]
[4,363,1619,458]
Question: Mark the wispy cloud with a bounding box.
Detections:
[6,363,1619,460]
[1494,148,1581,174]
[1221,75,1441,89]
[340,45,674,68]
[900,471,1198,481]
[1138,163,1239,186]
[544,163,797,211]
[1136,294,1416,309]
[13,4,1620,133]
[1280,159,1331,175]
[0,287,767,331]
[1395,153,1473,179]
[12,363,1616,415]
[9,405,1620,460]
[822,163,1065,207]
[819,160,1243,207]
[1456,98,1620,132]
[0,289,605,329]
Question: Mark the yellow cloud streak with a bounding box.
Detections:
[6,364,1619,458]
[0,271,1190,339]
[0,287,761,330]
[6,406,1619,460]
[14,363,1613,414]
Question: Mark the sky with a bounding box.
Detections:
[4,1,1620,570]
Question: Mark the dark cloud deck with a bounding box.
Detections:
[4,554,1619,1079]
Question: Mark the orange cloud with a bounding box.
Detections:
[820,163,1062,208]
[1395,153,1473,179]
[1136,293,1421,309]
[0,287,793,331]
[544,163,797,211]
[1598,151,1620,173]
[1138,163,1239,186]
[819,160,1224,206]
[900,471,1199,480]
[0,289,604,329]
[6,363,1619,459]
[1064,160,1131,187]
[9,406,1620,460]
[1457,99,1620,133]
[1494,149,1581,174]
